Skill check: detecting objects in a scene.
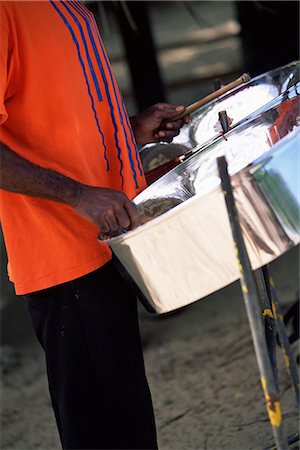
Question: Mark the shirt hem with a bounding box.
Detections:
[14,254,112,295]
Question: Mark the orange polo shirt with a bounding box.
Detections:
[0,0,146,295]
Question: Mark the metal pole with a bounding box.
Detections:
[217,156,288,450]
[262,265,300,406]
[254,269,278,388]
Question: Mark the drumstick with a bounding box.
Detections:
[169,73,251,122]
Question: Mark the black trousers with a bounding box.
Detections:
[26,261,158,450]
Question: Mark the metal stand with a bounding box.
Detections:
[260,265,300,408]
[217,156,299,450]
[254,268,278,388]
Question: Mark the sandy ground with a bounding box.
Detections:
[1,246,299,450]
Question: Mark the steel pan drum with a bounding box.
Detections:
[109,93,300,314]
[140,61,299,183]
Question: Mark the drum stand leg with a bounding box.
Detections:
[254,268,278,388]
[217,156,290,450]
[254,266,300,449]
[261,265,300,407]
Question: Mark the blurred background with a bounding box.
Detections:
[87,0,299,114]
[1,1,299,449]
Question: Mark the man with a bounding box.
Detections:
[0,1,187,449]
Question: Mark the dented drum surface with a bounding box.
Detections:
[139,61,300,184]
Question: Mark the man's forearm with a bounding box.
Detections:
[0,143,81,206]
[0,143,142,233]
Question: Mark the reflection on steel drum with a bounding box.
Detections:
[178,60,299,149]
[190,84,278,146]
[108,93,300,314]
[139,61,300,185]
[136,95,299,204]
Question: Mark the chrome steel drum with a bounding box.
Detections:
[139,61,299,182]
[109,94,300,314]
[187,60,299,148]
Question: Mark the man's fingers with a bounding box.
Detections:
[164,120,184,130]
[98,218,110,234]
[124,200,142,230]
[73,187,143,235]
[104,210,119,232]
[154,129,180,142]
[153,103,186,121]
[114,206,131,230]
[155,130,166,139]
[154,103,185,113]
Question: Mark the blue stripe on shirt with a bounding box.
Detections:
[49,0,109,170]
[60,1,102,102]
[67,1,127,188]
[73,0,142,184]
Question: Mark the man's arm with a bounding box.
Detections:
[0,143,141,234]
[0,104,188,234]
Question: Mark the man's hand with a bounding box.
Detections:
[73,186,141,235]
[131,103,189,146]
